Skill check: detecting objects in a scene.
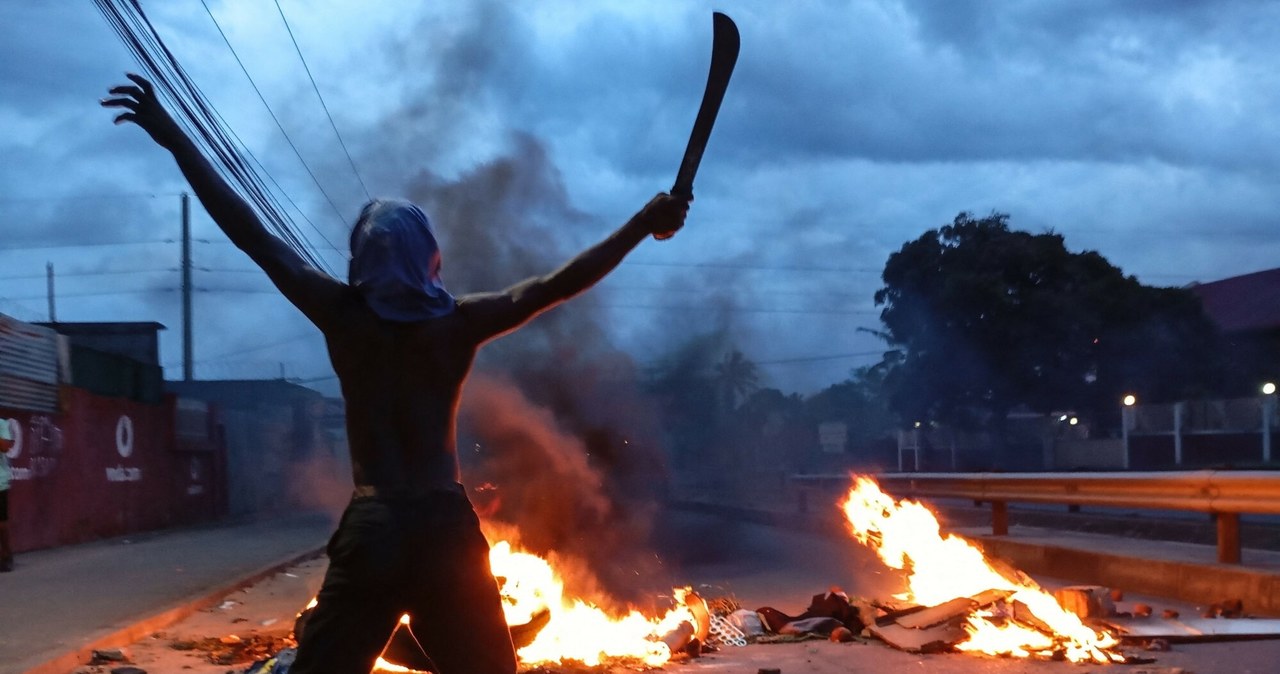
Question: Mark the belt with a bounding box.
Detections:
[351,482,466,501]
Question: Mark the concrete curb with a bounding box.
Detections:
[669,499,1280,617]
[971,534,1280,616]
[23,545,325,674]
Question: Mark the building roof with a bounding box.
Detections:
[1189,268,1280,334]
[166,378,326,410]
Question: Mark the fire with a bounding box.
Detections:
[840,476,1123,664]
[488,541,695,667]
[370,541,695,671]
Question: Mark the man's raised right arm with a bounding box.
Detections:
[101,74,342,328]
[461,193,689,342]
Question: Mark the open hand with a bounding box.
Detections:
[101,73,184,149]
[637,192,692,241]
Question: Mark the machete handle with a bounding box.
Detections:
[653,187,692,240]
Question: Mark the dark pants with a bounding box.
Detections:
[291,487,517,674]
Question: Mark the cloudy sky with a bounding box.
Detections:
[3,0,1279,396]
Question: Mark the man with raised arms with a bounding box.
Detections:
[103,73,689,674]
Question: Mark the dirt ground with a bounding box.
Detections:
[68,557,325,674]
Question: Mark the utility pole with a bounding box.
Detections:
[46,262,56,323]
[181,192,193,381]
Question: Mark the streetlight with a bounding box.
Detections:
[1121,394,1137,470]
[1263,383,1277,463]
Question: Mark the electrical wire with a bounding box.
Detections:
[0,239,173,251]
[93,0,339,276]
[273,0,371,201]
[197,0,351,236]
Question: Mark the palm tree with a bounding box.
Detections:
[714,349,759,415]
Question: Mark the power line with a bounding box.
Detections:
[196,266,261,274]
[593,302,880,316]
[0,239,173,251]
[621,261,882,273]
[95,0,337,277]
[191,328,320,365]
[3,288,177,301]
[755,350,885,365]
[0,268,176,281]
[273,0,371,201]
[0,192,183,204]
[198,0,351,242]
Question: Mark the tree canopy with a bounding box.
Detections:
[875,212,1223,431]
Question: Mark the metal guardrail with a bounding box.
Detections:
[791,471,1280,564]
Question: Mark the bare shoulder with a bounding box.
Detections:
[454,291,517,342]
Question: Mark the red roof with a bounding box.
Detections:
[1189,268,1280,334]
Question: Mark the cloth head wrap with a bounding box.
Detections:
[348,199,456,321]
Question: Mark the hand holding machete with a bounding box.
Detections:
[657,11,740,240]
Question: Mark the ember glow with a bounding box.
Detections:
[840,476,1123,664]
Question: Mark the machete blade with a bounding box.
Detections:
[670,12,740,203]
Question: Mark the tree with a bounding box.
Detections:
[713,349,760,415]
[806,362,897,443]
[875,212,1223,438]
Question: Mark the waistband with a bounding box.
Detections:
[351,482,467,501]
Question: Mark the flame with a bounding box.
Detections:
[369,541,694,671]
[840,475,1123,664]
[488,541,695,666]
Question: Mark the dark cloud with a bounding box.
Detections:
[6,0,1280,396]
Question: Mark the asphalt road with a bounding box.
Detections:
[9,506,1280,674]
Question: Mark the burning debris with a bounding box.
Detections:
[293,539,708,672]
[840,475,1128,663]
[224,474,1280,674]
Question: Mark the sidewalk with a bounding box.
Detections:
[1,511,334,674]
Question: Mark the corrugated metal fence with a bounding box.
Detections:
[0,314,62,412]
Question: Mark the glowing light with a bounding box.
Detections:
[1122,394,1136,407]
[1263,382,1276,395]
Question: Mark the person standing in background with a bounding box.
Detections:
[0,418,15,572]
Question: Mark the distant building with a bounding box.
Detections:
[37,321,165,403]
[35,321,165,366]
[1188,268,1280,392]
[166,379,349,516]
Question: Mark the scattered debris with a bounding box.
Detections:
[169,634,294,665]
[1054,585,1115,620]
[867,620,965,654]
[89,648,130,664]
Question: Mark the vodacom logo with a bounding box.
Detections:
[116,415,135,458]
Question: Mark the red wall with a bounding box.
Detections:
[2,388,224,553]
